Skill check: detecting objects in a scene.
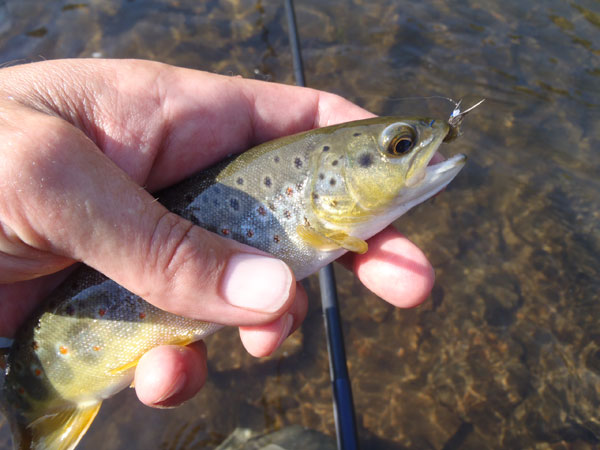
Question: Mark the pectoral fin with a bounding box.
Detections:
[296,225,368,254]
[20,402,102,450]
[335,234,369,254]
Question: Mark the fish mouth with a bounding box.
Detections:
[425,153,467,187]
[400,152,466,209]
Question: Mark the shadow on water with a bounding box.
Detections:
[1,0,600,448]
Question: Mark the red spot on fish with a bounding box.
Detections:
[247,230,254,238]
[273,235,280,243]
[34,369,42,376]
[258,206,267,216]
[31,341,39,350]
[98,309,106,317]
[286,187,294,196]
[139,312,146,319]
[93,346,101,352]
[59,346,69,355]
[18,387,25,395]
[221,228,230,235]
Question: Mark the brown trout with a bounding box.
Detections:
[0,116,466,450]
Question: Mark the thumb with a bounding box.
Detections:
[0,104,296,326]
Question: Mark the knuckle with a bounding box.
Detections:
[142,212,222,311]
[0,109,78,251]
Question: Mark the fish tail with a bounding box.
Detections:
[12,402,102,450]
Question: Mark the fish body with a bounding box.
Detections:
[0,116,465,449]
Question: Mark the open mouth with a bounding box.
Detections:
[428,153,467,173]
[405,150,466,198]
[422,153,467,196]
[425,153,467,187]
[406,147,466,188]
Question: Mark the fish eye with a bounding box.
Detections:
[379,123,417,157]
[389,133,415,156]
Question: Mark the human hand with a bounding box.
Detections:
[0,59,435,407]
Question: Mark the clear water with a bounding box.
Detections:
[0,0,598,448]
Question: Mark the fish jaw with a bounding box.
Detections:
[401,153,467,212]
[345,153,467,243]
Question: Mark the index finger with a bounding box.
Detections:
[0,59,376,191]
[144,65,378,190]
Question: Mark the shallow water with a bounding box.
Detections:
[0,0,599,448]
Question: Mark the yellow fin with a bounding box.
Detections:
[171,337,194,347]
[296,225,368,254]
[109,337,195,376]
[19,402,101,450]
[108,359,141,376]
[296,225,342,251]
[334,234,368,254]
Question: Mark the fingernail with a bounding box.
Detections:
[274,314,294,350]
[154,372,187,404]
[222,254,292,313]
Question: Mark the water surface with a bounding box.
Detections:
[0,0,598,448]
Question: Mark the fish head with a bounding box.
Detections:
[309,117,465,232]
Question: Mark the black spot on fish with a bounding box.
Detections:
[264,176,272,187]
[319,173,325,180]
[332,160,339,166]
[184,193,194,203]
[358,153,373,168]
[312,193,319,200]
[236,177,244,185]
[353,132,362,137]
[229,198,240,211]
[284,210,291,219]
[65,305,74,316]
[294,157,303,169]
[274,156,280,163]
[330,178,337,186]
[323,145,330,152]
[247,230,254,238]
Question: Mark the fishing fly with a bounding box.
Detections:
[445,98,485,142]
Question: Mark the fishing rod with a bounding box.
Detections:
[283,2,359,449]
